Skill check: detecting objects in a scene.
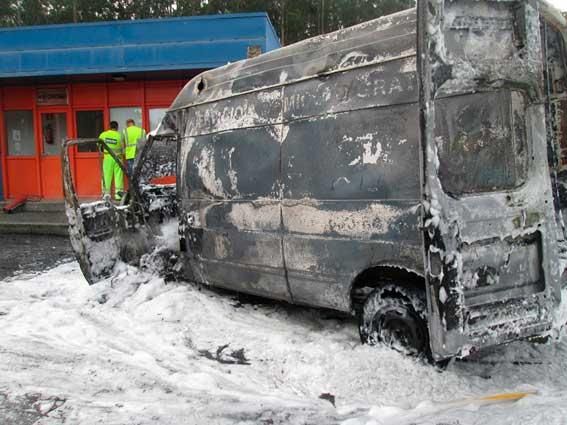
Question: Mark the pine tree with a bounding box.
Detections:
[0,0,416,46]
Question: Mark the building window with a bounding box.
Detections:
[42,113,67,156]
[5,111,35,156]
[76,110,104,153]
[110,107,143,133]
[149,108,167,133]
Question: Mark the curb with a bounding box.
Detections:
[0,223,69,236]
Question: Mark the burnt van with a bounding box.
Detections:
[64,0,567,361]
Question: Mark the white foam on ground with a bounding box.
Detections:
[0,262,566,424]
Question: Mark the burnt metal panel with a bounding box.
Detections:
[280,101,422,310]
[434,90,528,195]
[282,104,420,200]
[282,200,423,310]
[284,236,423,290]
[169,9,425,313]
[178,113,289,299]
[282,56,417,120]
[229,29,416,95]
[418,0,562,359]
[182,198,288,300]
[461,233,544,305]
[542,17,567,236]
[200,259,290,301]
[180,126,281,201]
[183,88,283,137]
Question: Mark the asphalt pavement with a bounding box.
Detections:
[0,234,74,281]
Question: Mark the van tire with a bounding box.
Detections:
[359,284,429,358]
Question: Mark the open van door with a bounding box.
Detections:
[62,134,178,284]
[417,0,563,359]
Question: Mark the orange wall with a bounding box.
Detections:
[6,158,39,198]
[75,156,102,198]
[0,79,185,200]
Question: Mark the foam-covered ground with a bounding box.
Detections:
[1,262,566,424]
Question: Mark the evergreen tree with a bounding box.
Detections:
[0,0,415,45]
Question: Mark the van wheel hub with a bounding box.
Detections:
[360,284,428,357]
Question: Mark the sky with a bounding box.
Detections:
[547,0,567,11]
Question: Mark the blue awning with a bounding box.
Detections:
[0,13,280,78]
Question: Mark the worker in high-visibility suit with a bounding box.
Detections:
[98,121,124,201]
[123,118,146,176]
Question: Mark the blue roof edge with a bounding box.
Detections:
[263,13,281,48]
[0,11,281,79]
[0,11,273,33]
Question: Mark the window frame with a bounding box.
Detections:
[75,109,105,154]
[4,109,36,157]
[433,90,529,198]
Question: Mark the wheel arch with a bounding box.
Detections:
[349,264,426,314]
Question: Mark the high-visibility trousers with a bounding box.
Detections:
[102,155,124,196]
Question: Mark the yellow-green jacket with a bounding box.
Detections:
[123,125,146,160]
[98,129,123,156]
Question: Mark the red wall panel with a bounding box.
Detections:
[108,81,144,106]
[145,80,184,106]
[75,156,102,198]
[6,158,39,197]
[40,157,63,198]
[72,83,106,108]
[3,87,34,110]
[0,90,6,200]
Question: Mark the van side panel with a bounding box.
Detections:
[175,8,422,310]
[282,105,422,311]
[178,90,291,301]
[281,44,422,310]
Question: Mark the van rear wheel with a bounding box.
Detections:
[359,284,429,357]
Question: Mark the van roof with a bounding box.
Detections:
[169,0,567,113]
[169,7,417,111]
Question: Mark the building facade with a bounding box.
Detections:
[0,13,280,200]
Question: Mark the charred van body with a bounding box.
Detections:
[64,0,567,361]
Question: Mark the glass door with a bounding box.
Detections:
[40,111,68,198]
[42,112,67,155]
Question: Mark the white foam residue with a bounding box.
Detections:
[1,261,567,424]
[226,147,238,193]
[362,140,382,164]
[195,146,225,197]
[257,89,280,103]
[284,201,401,238]
[338,51,370,69]
[349,157,361,166]
[227,202,281,232]
[334,177,351,185]
[439,287,448,304]
[156,219,179,252]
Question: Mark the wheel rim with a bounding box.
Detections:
[373,307,427,355]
